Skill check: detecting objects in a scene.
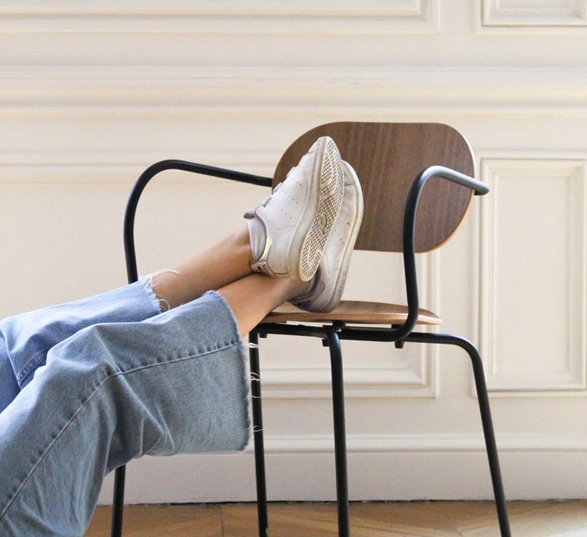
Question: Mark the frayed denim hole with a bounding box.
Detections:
[142,269,180,313]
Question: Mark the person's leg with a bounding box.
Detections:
[148,135,347,311]
[218,273,305,336]
[145,224,254,311]
[0,136,356,535]
[0,222,301,415]
[0,281,298,536]
[0,135,344,413]
[0,219,269,411]
[0,281,162,414]
[0,200,324,536]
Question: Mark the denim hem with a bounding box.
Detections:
[139,276,165,315]
[206,290,252,452]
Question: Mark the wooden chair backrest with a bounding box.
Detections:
[274,122,475,253]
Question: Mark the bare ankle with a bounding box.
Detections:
[284,278,312,302]
[230,224,255,274]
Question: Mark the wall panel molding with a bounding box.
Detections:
[256,351,437,399]
[479,158,587,394]
[482,0,587,28]
[0,0,438,35]
[0,151,274,179]
[2,67,587,118]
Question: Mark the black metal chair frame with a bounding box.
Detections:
[112,158,512,537]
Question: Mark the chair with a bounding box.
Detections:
[112,122,512,537]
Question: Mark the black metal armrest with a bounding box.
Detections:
[123,159,272,283]
[416,165,489,196]
[393,165,490,342]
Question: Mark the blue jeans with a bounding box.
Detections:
[0,280,250,536]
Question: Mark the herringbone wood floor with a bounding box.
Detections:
[85,501,587,536]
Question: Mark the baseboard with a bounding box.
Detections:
[98,433,587,504]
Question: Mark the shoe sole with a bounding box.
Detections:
[290,161,363,312]
[296,137,344,281]
[318,161,364,311]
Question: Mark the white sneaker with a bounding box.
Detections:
[245,136,345,282]
[290,160,363,313]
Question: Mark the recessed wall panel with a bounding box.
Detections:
[480,159,587,393]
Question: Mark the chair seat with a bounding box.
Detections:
[262,300,442,325]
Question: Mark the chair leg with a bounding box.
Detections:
[463,338,512,537]
[405,333,512,537]
[249,331,269,537]
[110,465,126,537]
[326,330,351,537]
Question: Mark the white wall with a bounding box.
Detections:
[0,0,586,504]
